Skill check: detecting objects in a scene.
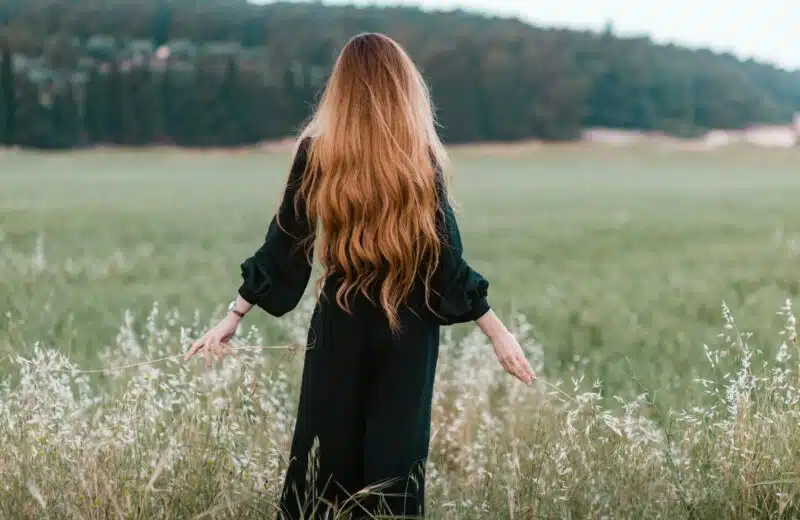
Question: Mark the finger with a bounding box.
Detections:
[523,360,536,384]
[510,357,530,385]
[184,338,205,361]
[520,355,536,382]
[512,356,531,385]
[518,358,535,385]
[209,335,222,366]
[204,337,216,369]
[512,365,528,385]
[502,357,518,379]
[218,336,236,360]
[222,344,240,360]
[217,343,233,362]
[214,337,229,361]
[211,338,222,361]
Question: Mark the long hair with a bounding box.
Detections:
[292,32,451,332]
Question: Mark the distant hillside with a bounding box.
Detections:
[0,0,798,148]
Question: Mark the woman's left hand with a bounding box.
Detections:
[184,314,240,368]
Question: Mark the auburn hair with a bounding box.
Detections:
[289,32,451,332]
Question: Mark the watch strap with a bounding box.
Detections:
[228,300,246,319]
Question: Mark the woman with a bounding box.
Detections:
[185,33,535,519]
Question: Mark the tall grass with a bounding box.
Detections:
[1,295,798,519]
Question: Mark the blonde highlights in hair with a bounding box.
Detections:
[293,32,450,332]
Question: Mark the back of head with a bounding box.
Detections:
[295,33,450,331]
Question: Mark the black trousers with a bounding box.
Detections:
[276,285,440,519]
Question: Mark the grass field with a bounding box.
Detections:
[1,144,800,518]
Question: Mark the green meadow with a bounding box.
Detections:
[1,144,799,518]
[2,144,799,399]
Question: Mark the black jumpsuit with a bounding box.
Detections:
[237,139,490,519]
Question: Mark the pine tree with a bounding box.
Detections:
[1,39,15,146]
[52,82,81,148]
[105,61,125,144]
[218,57,242,146]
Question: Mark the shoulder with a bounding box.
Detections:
[295,136,314,159]
[284,138,313,189]
[287,137,313,179]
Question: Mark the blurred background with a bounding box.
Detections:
[0,0,798,148]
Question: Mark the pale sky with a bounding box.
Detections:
[279,0,799,70]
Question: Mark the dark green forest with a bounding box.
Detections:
[0,0,799,149]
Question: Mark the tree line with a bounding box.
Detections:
[1,0,799,149]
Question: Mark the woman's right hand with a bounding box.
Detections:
[183,314,240,368]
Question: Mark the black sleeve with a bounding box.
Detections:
[429,169,491,325]
[237,139,315,317]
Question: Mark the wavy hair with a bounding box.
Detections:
[290,32,451,332]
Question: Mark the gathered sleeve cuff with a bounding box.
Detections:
[237,262,268,306]
[435,265,491,324]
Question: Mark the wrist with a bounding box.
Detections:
[476,309,509,342]
[488,324,510,343]
[227,299,247,320]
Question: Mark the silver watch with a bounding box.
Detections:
[228,300,246,319]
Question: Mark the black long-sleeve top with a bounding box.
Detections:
[237,138,490,324]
